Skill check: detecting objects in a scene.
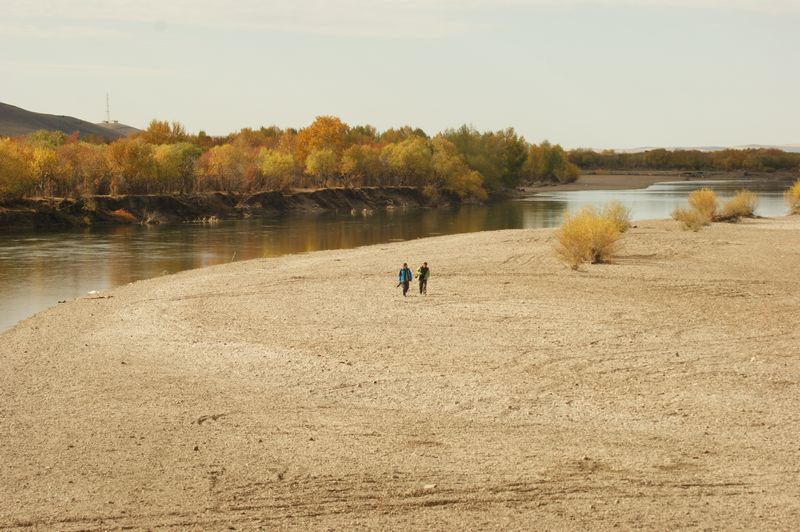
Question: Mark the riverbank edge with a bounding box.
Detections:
[0,186,469,230]
[521,170,797,193]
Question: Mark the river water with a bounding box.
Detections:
[0,178,793,332]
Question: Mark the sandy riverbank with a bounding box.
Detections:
[2,216,799,529]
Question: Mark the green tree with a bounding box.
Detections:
[431,137,487,200]
[258,148,297,190]
[524,141,580,183]
[340,145,382,186]
[305,148,340,188]
[154,143,202,193]
[381,136,432,186]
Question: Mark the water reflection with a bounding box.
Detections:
[529,178,792,222]
[0,178,793,331]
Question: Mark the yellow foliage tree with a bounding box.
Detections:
[0,139,35,200]
[294,116,349,168]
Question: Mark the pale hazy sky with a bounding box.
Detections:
[2,0,798,148]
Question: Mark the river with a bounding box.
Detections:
[0,178,793,332]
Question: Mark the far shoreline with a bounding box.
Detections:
[520,170,796,194]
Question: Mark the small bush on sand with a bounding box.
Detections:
[719,190,758,221]
[555,206,621,269]
[786,179,800,214]
[688,188,718,221]
[601,201,632,233]
[672,207,708,231]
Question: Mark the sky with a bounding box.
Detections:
[2,0,799,149]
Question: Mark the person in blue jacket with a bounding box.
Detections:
[397,262,413,296]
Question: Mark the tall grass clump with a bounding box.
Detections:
[601,200,632,233]
[786,179,800,214]
[719,190,758,221]
[688,188,718,220]
[672,187,717,231]
[555,205,621,269]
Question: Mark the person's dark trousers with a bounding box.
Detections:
[419,279,427,294]
[402,281,410,296]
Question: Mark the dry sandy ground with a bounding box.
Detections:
[2,217,800,530]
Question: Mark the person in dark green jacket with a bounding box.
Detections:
[416,262,430,295]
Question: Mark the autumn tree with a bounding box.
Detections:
[107,137,157,194]
[294,116,349,167]
[141,120,188,144]
[56,142,112,195]
[27,144,64,196]
[0,138,35,200]
[196,143,256,192]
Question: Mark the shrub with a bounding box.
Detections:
[601,201,632,233]
[786,179,800,214]
[555,206,621,269]
[673,187,717,230]
[672,207,708,231]
[687,188,718,221]
[719,190,758,221]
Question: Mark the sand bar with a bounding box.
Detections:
[2,217,799,529]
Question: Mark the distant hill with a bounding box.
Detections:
[616,144,800,154]
[0,102,139,140]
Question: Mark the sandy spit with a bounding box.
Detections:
[1,217,799,530]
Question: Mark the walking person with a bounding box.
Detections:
[417,262,430,295]
[397,262,413,297]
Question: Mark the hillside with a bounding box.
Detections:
[0,102,138,140]
[95,120,140,137]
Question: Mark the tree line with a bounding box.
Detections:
[2,117,798,202]
[569,147,800,172]
[0,117,578,201]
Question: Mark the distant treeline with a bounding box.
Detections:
[0,117,579,201]
[569,148,800,172]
